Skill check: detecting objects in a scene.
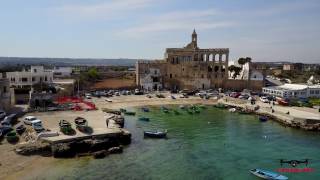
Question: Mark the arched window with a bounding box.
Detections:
[209,54,213,61]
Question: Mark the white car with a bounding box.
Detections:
[260,97,270,103]
[31,120,44,133]
[24,116,41,125]
[106,99,112,102]
[85,93,92,99]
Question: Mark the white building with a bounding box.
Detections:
[53,67,73,78]
[262,84,320,99]
[6,66,53,88]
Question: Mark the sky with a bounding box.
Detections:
[0,0,319,63]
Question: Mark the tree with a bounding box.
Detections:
[228,65,242,79]
[87,68,99,80]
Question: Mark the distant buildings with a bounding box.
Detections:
[53,67,73,78]
[6,66,53,88]
[262,84,320,99]
[136,30,264,91]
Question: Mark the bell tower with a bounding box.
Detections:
[192,29,197,46]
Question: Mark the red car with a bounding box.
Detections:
[230,92,241,98]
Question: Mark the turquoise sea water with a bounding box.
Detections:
[30,106,320,180]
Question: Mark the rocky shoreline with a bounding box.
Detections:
[218,99,320,132]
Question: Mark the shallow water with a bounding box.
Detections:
[28,106,320,180]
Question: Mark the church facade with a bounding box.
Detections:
[136,30,264,91]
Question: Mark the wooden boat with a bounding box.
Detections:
[144,130,167,138]
[161,106,169,113]
[228,108,236,112]
[119,108,127,113]
[198,105,207,109]
[141,107,150,112]
[173,109,180,115]
[259,116,268,122]
[59,120,73,134]
[138,117,150,121]
[74,117,88,131]
[249,169,288,180]
[124,111,136,116]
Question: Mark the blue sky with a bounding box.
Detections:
[0,0,319,62]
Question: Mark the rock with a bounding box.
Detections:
[15,142,51,156]
[52,143,76,158]
[108,146,123,154]
[119,130,131,145]
[93,150,107,159]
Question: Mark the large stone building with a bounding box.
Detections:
[136,30,264,91]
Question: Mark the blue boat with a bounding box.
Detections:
[141,107,150,112]
[259,116,268,122]
[249,169,288,180]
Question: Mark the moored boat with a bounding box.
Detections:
[228,108,236,112]
[138,117,150,121]
[74,117,88,131]
[259,116,268,122]
[173,109,180,115]
[141,107,150,112]
[124,111,136,116]
[59,119,73,135]
[249,169,288,180]
[144,130,167,138]
[119,108,127,113]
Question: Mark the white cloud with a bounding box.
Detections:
[54,0,154,19]
[119,9,235,37]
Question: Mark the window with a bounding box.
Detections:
[201,74,204,78]
[34,69,37,73]
[21,78,28,82]
[32,77,36,82]
[3,86,7,93]
[154,70,157,75]
[310,90,314,94]
[45,76,48,81]
[170,74,172,78]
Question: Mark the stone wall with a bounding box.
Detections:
[224,79,264,91]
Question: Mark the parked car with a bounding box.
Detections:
[260,96,270,103]
[0,125,13,137]
[0,110,6,120]
[23,116,40,125]
[1,114,17,125]
[85,93,92,99]
[179,93,189,98]
[134,89,143,95]
[239,94,250,100]
[32,120,45,133]
[230,92,241,98]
